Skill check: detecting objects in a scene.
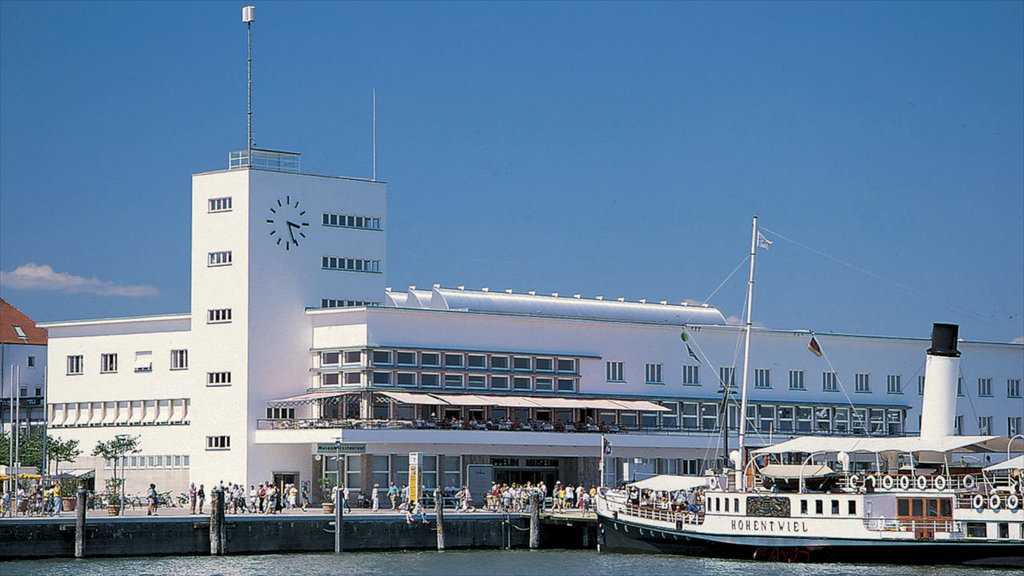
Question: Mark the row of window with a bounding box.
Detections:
[975,415,1021,436]
[207,308,232,323]
[322,371,579,392]
[321,257,381,273]
[322,454,462,493]
[207,435,231,450]
[321,349,580,374]
[208,197,232,212]
[68,350,188,375]
[104,454,190,470]
[321,299,382,309]
[322,212,382,230]
[610,361,1022,398]
[208,251,233,266]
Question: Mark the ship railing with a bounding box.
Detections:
[836,472,1017,494]
[622,504,703,526]
[863,518,962,533]
[955,492,1023,510]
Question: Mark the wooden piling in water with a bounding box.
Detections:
[210,488,226,555]
[435,489,446,551]
[529,492,540,549]
[75,487,87,558]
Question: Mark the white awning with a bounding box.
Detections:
[760,464,835,480]
[268,391,354,407]
[429,394,495,407]
[627,474,709,492]
[143,400,159,424]
[753,435,1013,456]
[51,404,66,427]
[379,391,450,405]
[133,351,153,372]
[158,400,173,423]
[606,399,672,413]
[169,399,185,423]
[984,455,1024,472]
[129,400,145,424]
[101,402,118,425]
[114,401,131,425]
[88,404,104,426]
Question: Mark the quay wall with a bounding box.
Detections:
[0,514,550,559]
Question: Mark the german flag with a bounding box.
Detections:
[808,336,823,357]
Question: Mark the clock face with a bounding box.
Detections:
[265,195,310,251]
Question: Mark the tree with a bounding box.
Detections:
[92,435,141,505]
[48,436,81,476]
[0,428,45,471]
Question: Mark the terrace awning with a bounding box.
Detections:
[268,391,354,407]
[379,391,450,405]
[605,399,671,412]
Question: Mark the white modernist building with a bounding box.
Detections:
[42,150,1024,502]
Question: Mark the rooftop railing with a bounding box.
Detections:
[229,148,301,172]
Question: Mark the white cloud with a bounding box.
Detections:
[1012,336,1024,345]
[0,263,159,297]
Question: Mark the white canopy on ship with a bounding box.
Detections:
[983,455,1024,472]
[759,464,835,480]
[751,435,1013,456]
[626,474,709,492]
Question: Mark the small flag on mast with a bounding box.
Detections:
[686,344,700,362]
[757,231,773,249]
[602,436,613,456]
[808,336,823,357]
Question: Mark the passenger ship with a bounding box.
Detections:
[595,220,1023,565]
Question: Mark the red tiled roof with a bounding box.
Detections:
[0,298,48,345]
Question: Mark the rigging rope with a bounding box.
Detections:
[703,255,750,304]
[759,227,994,324]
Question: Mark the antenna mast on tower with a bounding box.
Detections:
[243,5,256,163]
[372,88,377,181]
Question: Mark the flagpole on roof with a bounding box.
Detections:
[737,216,759,489]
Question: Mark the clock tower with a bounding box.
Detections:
[188,149,387,485]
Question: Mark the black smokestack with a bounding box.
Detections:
[927,323,960,358]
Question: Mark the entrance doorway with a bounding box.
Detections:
[273,472,298,510]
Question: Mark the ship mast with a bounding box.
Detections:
[736,216,759,489]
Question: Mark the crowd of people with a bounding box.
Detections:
[627,485,705,516]
[185,481,312,515]
[0,483,65,517]
[480,480,598,513]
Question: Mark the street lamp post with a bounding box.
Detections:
[114,434,129,516]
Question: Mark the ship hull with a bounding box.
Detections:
[598,515,1024,566]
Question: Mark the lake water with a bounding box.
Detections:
[3,550,1010,576]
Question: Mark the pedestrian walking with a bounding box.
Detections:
[147,483,159,516]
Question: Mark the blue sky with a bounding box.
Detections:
[1,1,1022,343]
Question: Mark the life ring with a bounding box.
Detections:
[916,475,928,491]
[882,475,895,490]
[849,474,860,490]
[933,476,947,491]
[1007,494,1020,510]
[898,475,911,490]
[989,494,1001,510]
[962,475,976,490]
[865,475,877,489]
[972,494,985,509]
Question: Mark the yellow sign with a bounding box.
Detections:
[409,452,422,504]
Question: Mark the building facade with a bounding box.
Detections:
[42,152,1024,502]
[1,298,48,431]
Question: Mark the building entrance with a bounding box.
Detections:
[273,472,298,508]
[490,457,560,487]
